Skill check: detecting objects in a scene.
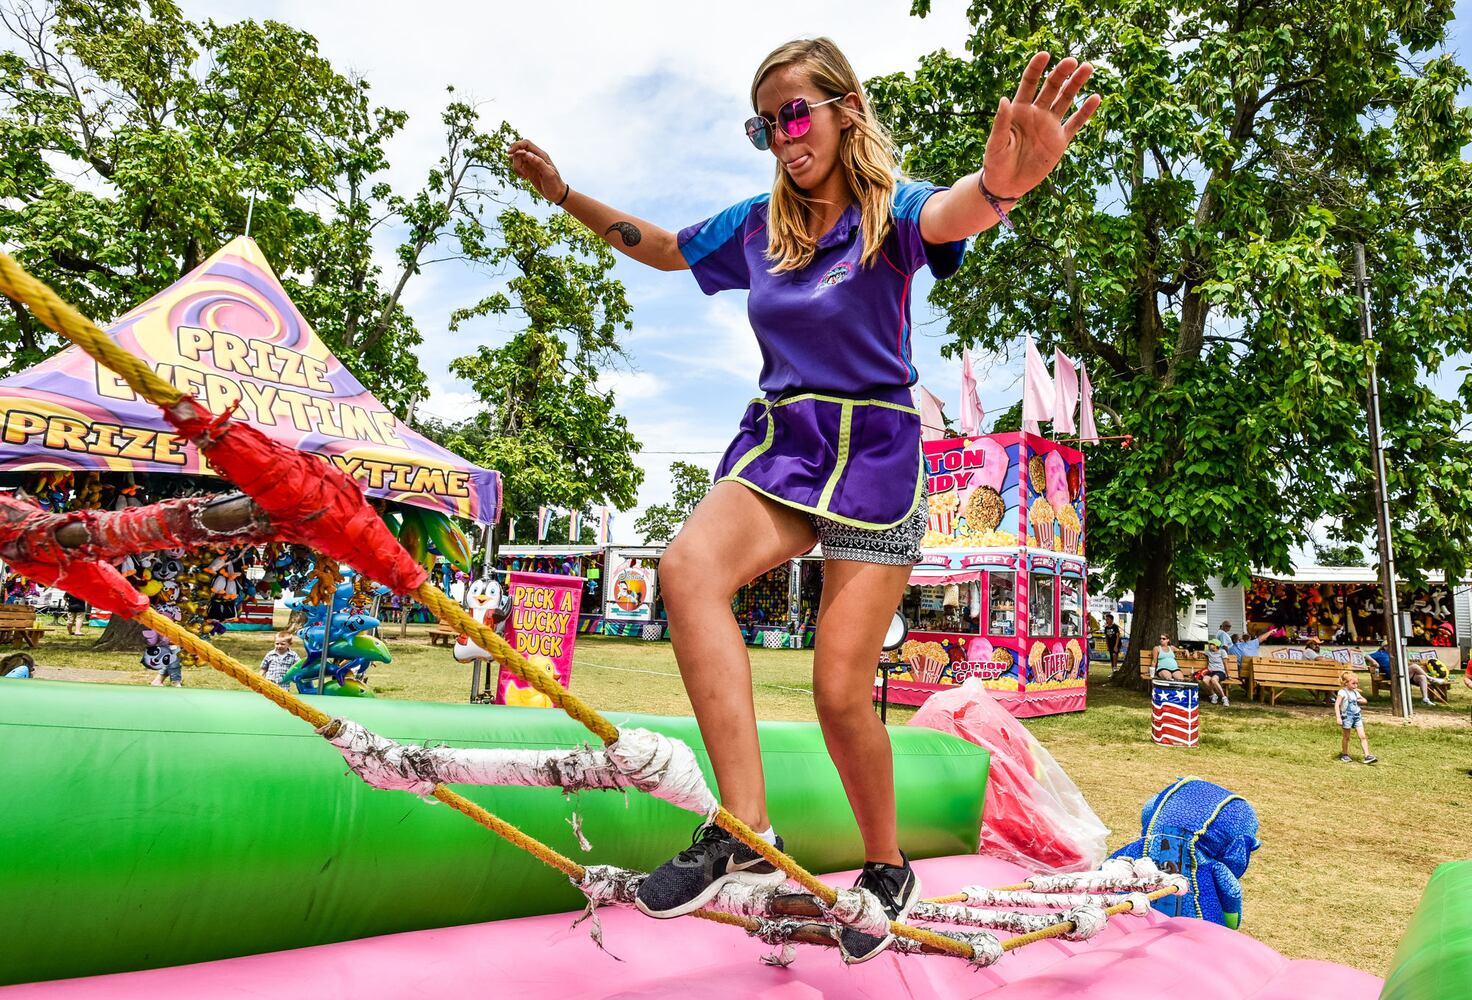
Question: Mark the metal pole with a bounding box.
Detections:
[314,567,336,696]
[1356,243,1412,719]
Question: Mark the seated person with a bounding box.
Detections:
[1200,639,1231,706]
[1304,637,1332,660]
[1153,635,1186,681]
[1370,643,1450,706]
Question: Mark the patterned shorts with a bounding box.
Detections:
[809,487,928,566]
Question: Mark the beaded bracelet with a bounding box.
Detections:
[978,170,1020,233]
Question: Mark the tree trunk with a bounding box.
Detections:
[92,615,148,652]
[1112,532,1178,689]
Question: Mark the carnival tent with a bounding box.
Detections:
[0,237,499,523]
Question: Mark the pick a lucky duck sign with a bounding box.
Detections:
[455,571,583,707]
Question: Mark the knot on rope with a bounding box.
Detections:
[827,887,891,937]
[955,930,1004,969]
[1060,905,1109,941]
[606,728,719,820]
[574,864,643,907]
[318,717,439,795]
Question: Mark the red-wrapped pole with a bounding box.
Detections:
[163,397,428,594]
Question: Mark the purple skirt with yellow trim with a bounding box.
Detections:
[713,392,924,530]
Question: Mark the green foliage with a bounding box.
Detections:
[1315,542,1366,566]
[874,0,1472,649]
[423,202,642,536]
[2,2,519,413]
[634,461,711,544]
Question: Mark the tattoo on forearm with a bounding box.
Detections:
[605,221,642,247]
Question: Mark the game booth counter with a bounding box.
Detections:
[495,545,609,636]
[882,432,1089,718]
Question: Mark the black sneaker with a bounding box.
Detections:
[837,852,921,965]
[634,823,786,919]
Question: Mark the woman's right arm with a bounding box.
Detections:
[508,140,688,272]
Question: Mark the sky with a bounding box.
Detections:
[174,0,1471,545]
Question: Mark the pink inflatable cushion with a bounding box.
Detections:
[10,854,1380,1000]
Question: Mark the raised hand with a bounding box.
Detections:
[507,139,567,203]
[981,52,1101,200]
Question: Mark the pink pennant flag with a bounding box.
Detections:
[1079,364,1099,443]
[1022,336,1054,435]
[960,348,984,436]
[1054,349,1078,435]
[913,384,948,442]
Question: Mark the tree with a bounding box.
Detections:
[1,1,647,644]
[635,462,711,544]
[432,206,644,544]
[872,0,1472,680]
[1315,542,1365,567]
[0,1,512,412]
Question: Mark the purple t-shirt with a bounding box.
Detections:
[677,183,966,530]
[678,182,965,397]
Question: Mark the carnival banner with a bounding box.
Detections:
[0,237,501,523]
[605,557,657,623]
[495,570,583,707]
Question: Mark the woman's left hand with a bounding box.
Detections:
[982,52,1101,200]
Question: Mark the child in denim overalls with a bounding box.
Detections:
[1334,671,1376,764]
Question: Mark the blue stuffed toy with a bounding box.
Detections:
[1111,776,1260,929]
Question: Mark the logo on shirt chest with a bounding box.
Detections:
[818,261,853,288]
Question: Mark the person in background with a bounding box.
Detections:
[1215,620,1233,649]
[1369,642,1448,707]
[1103,612,1121,675]
[1334,670,1376,764]
[1153,635,1186,681]
[64,592,87,636]
[1202,639,1231,706]
[259,632,298,687]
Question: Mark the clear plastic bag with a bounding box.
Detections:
[909,678,1109,873]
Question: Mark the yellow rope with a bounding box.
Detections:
[413,584,620,745]
[4,252,970,962]
[0,252,183,406]
[998,886,1180,952]
[138,608,589,882]
[412,583,971,958]
[927,881,1029,904]
[138,609,332,730]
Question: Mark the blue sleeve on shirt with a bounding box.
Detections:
[891,181,967,279]
[678,194,769,296]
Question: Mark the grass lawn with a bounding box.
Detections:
[22,621,1472,978]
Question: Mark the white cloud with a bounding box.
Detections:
[596,369,664,402]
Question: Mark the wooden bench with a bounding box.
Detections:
[428,625,459,647]
[1247,653,1346,705]
[0,605,45,647]
[1139,649,1241,688]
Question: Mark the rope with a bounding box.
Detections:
[998,886,1178,951]
[0,251,984,964]
[137,608,589,882]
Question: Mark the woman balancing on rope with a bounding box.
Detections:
[510,38,1098,963]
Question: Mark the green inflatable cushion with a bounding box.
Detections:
[0,678,987,984]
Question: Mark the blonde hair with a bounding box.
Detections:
[1339,670,1356,686]
[751,38,898,273]
[274,631,295,644]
